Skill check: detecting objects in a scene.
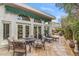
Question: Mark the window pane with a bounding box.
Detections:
[38,26,41,39]
[25,25,29,37]
[18,25,23,39]
[18,15,30,21]
[34,19,41,23]
[44,26,49,36]
[34,26,37,38]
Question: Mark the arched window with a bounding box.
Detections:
[18,15,30,21]
[34,19,41,23]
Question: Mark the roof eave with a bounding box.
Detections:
[5,3,55,20]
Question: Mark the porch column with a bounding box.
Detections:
[11,20,17,40]
[0,20,4,48]
[49,21,52,36]
[29,17,34,38]
[41,21,45,37]
[23,25,26,38]
[0,5,5,41]
[0,20,3,41]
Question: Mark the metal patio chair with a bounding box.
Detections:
[12,41,27,56]
[33,39,45,50]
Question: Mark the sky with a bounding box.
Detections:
[25,3,67,23]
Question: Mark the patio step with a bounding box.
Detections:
[0,40,8,48]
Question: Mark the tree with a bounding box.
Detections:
[56,3,79,18]
[56,3,79,52]
[56,3,78,13]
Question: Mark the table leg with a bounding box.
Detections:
[29,43,32,53]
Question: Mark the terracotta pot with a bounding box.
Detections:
[69,40,75,48]
[77,41,79,51]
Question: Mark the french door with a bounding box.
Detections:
[3,23,10,39]
[17,24,30,39]
[34,25,41,39]
[17,25,23,39]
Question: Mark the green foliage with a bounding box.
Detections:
[61,15,78,40]
[63,26,73,40]
[56,28,63,32]
[55,3,79,15]
[56,3,79,41]
[56,3,75,14]
[73,22,79,42]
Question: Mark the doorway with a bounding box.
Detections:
[3,23,10,39]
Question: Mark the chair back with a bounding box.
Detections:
[13,41,26,50]
[7,37,14,45]
[12,40,27,56]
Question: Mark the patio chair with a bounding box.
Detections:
[12,41,27,56]
[7,37,14,51]
[33,39,45,50]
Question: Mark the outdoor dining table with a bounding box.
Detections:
[25,38,36,45]
[23,38,36,52]
[33,39,44,49]
[45,37,53,43]
[16,38,35,53]
[52,35,59,41]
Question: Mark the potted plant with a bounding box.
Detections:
[74,22,79,51]
[69,39,75,48]
[75,31,79,51]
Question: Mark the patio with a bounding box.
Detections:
[0,36,74,56]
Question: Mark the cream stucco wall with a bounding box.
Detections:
[0,5,6,47]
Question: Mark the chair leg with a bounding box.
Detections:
[43,45,45,50]
[29,45,31,53]
[25,51,27,56]
[13,51,15,56]
[8,46,10,51]
[29,47,31,52]
[44,46,45,50]
[25,45,27,56]
[25,47,27,56]
[13,53,14,56]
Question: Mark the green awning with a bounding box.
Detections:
[5,5,51,22]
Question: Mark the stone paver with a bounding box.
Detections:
[48,36,74,56]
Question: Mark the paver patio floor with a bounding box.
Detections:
[0,36,74,56]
